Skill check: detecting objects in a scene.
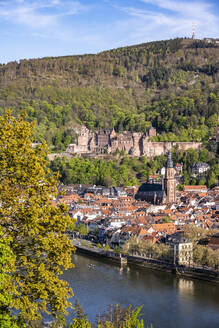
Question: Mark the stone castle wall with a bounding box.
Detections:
[142,141,202,157]
[65,126,201,158]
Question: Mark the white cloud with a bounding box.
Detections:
[118,0,219,41]
[0,0,218,61]
[141,0,217,25]
[141,0,211,13]
[0,0,87,29]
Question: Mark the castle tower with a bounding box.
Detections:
[164,151,176,203]
[147,126,156,138]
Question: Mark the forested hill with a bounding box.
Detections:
[0,38,218,150]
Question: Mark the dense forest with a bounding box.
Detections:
[51,146,218,188]
[0,38,218,150]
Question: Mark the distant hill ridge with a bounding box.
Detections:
[0,38,218,150]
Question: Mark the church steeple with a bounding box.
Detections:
[167,151,173,168]
[164,151,176,203]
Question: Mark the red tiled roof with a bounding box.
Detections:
[151,223,176,234]
[184,185,207,191]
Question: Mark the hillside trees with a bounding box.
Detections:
[50,146,217,188]
[0,38,218,150]
[50,157,139,187]
[0,112,75,324]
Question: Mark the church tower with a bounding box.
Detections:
[164,151,176,203]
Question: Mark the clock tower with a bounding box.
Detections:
[164,151,176,203]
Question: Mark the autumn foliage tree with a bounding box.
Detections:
[0,111,75,324]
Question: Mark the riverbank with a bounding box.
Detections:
[73,241,219,284]
[61,252,219,328]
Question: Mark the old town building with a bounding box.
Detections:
[135,152,176,204]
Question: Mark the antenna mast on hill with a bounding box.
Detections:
[192,22,196,39]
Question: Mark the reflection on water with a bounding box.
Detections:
[62,253,219,328]
[178,279,194,297]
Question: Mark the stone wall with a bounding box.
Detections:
[142,141,202,157]
[48,152,72,161]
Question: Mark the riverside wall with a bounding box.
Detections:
[74,244,219,284]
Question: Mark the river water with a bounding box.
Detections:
[62,253,219,328]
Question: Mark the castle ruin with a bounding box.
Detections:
[66,126,201,157]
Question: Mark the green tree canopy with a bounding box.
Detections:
[0,111,75,324]
[0,229,25,328]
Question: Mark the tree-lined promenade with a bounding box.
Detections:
[69,234,219,275]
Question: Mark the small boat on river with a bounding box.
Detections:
[88,264,96,269]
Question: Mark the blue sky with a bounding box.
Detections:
[0,0,218,63]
